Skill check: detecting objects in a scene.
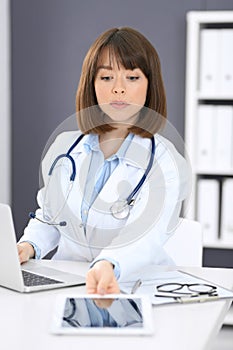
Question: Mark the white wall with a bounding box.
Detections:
[0,0,11,204]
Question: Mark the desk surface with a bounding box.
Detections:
[0,261,232,350]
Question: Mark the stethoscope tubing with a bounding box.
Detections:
[126,136,155,205]
[30,133,155,225]
[48,133,85,181]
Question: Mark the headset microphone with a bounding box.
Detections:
[29,212,67,227]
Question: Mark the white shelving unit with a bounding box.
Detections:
[185,11,233,325]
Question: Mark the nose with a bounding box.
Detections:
[112,77,125,94]
[113,87,125,94]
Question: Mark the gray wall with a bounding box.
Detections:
[11,0,233,265]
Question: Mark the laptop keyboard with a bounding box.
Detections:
[22,270,63,286]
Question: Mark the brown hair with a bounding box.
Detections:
[76,27,167,137]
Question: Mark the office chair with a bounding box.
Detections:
[164,218,203,266]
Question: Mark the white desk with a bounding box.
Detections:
[0,261,232,350]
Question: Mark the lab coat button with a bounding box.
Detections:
[79,223,83,228]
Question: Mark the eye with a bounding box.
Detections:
[127,76,140,81]
[100,76,112,81]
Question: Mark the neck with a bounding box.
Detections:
[99,127,129,159]
[100,126,129,142]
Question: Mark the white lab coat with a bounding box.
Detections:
[20,131,190,281]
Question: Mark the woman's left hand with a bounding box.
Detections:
[86,260,120,295]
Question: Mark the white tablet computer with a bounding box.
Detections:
[51,294,153,336]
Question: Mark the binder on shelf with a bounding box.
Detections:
[196,105,215,170]
[221,179,233,243]
[199,29,221,94]
[197,179,219,243]
[219,29,233,94]
[215,106,233,169]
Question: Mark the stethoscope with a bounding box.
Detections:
[29,133,155,226]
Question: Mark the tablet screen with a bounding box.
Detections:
[51,294,153,336]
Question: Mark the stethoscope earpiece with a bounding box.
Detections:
[29,212,67,227]
[29,212,36,219]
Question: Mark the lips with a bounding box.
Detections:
[110,101,129,109]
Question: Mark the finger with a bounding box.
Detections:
[96,274,118,295]
[96,277,109,295]
[111,282,120,294]
[86,270,98,294]
[17,246,24,264]
[17,245,29,264]
[94,298,114,308]
[17,245,22,254]
[18,252,25,264]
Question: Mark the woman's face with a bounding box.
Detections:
[94,49,148,125]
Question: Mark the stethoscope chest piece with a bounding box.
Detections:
[110,199,134,220]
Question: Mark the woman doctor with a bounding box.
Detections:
[17,27,190,295]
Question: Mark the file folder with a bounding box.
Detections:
[221,179,233,243]
[197,105,215,170]
[197,179,219,243]
[199,29,220,94]
[219,29,233,94]
[215,106,233,169]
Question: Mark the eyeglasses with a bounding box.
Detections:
[155,282,218,299]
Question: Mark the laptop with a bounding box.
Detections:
[0,203,86,292]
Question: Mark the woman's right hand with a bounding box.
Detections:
[17,242,35,264]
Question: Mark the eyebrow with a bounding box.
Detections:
[96,65,140,72]
[96,65,113,71]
